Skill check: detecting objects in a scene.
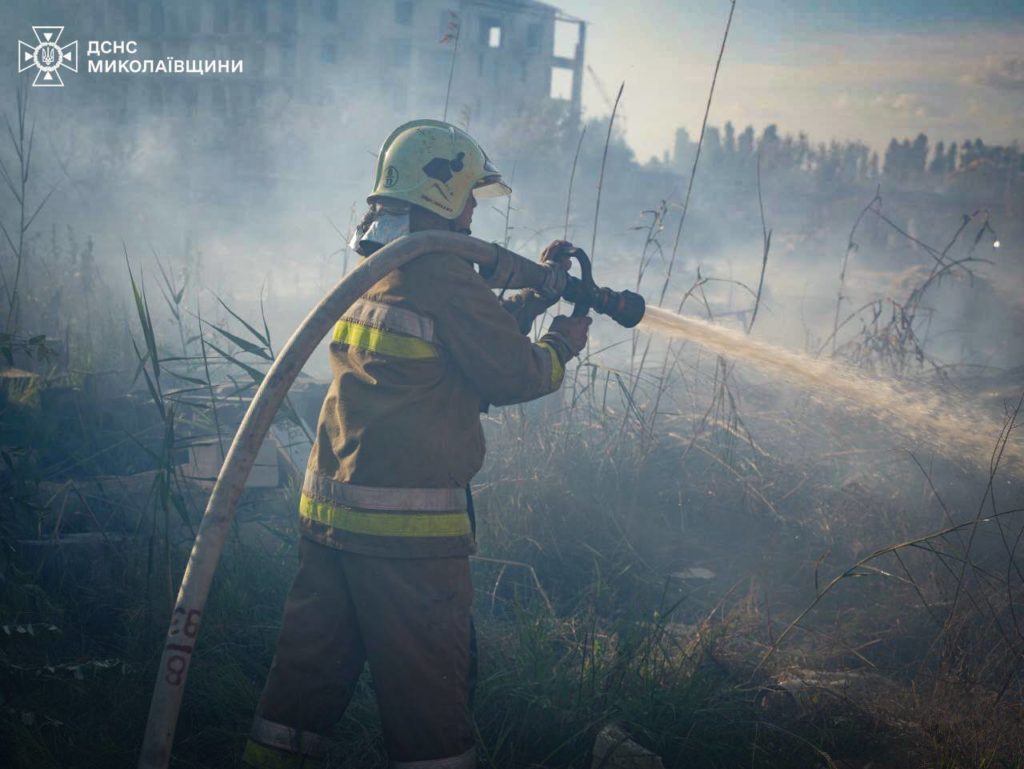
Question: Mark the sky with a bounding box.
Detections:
[554,0,1024,162]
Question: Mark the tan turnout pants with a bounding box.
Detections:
[244,537,476,769]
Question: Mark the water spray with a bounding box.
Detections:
[137,231,645,769]
[638,306,1023,477]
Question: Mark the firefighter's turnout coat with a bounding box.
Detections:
[301,249,573,558]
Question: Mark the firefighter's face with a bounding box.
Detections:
[454,191,476,235]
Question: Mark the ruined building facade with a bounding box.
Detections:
[45,0,585,130]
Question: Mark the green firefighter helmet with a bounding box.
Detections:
[369,119,511,220]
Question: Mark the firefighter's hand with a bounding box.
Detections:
[548,315,591,358]
[531,241,580,310]
[540,240,578,272]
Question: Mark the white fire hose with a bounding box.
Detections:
[137,231,558,769]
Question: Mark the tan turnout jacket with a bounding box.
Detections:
[301,249,572,558]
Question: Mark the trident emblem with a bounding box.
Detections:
[18,26,78,87]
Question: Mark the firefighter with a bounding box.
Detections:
[243,119,590,769]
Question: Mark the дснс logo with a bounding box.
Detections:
[18,26,78,87]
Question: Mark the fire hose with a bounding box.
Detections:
[137,230,644,769]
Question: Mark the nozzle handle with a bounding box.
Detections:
[560,247,594,319]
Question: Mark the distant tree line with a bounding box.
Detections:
[885,135,1023,181]
[671,122,1023,187]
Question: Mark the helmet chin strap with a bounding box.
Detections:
[450,220,471,236]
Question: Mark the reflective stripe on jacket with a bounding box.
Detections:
[302,249,572,558]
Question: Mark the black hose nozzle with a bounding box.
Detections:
[562,277,646,328]
[553,244,646,329]
[597,286,646,329]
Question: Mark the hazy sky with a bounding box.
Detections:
[555,0,1024,161]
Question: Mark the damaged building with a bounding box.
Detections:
[26,0,586,130]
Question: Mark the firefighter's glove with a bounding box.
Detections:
[531,240,578,308]
[540,240,577,271]
[499,240,579,333]
[545,315,591,360]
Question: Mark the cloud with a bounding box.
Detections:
[873,92,932,119]
[970,56,1024,91]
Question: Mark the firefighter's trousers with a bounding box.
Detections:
[243,537,476,769]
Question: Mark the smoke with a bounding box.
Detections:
[1,0,1020,455]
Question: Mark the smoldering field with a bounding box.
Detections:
[1,83,1023,768]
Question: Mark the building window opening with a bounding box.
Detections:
[184,84,198,116]
[550,67,572,100]
[393,41,411,68]
[150,2,165,35]
[321,42,337,64]
[395,1,414,26]
[281,41,296,75]
[249,47,265,74]
[526,22,541,52]
[186,3,200,34]
[254,2,267,34]
[215,1,230,34]
[281,0,298,33]
[164,4,177,35]
[322,0,338,22]
[554,18,580,59]
[211,83,227,114]
[480,18,502,48]
[149,83,163,113]
[125,2,140,32]
[392,84,408,112]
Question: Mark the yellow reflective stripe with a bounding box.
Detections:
[332,320,438,359]
[300,494,470,537]
[537,341,564,390]
[242,740,321,769]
